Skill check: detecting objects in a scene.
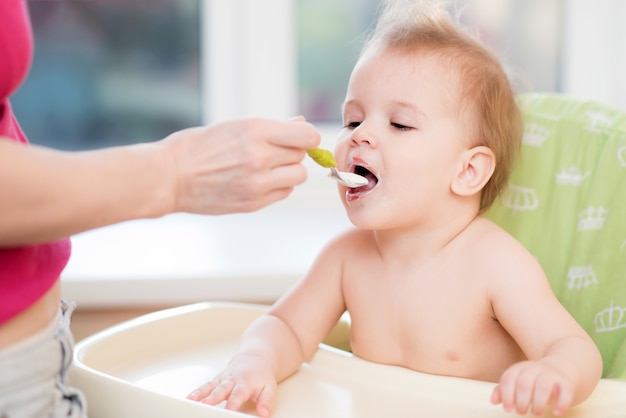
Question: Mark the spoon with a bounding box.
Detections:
[307,148,368,188]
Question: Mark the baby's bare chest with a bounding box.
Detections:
[345,260,485,322]
[342,264,523,380]
[346,273,490,349]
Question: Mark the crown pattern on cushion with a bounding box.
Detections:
[485,93,626,379]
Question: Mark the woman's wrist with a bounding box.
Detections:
[125,140,178,220]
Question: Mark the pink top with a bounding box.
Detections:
[0,0,71,326]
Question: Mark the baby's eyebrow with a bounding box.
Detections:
[342,99,428,120]
[392,100,428,120]
[341,99,360,111]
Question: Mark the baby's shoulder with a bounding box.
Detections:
[320,228,374,256]
[466,217,545,280]
[462,217,538,265]
[331,227,372,243]
[467,216,528,251]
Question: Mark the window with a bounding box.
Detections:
[12,0,573,150]
[14,0,625,152]
[11,1,624,307]
[12,0,201,151]
[297,0,381,123]
[297,0,563,124]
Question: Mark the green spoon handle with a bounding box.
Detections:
[307,148,337,168]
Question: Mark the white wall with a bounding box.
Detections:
[562,0,626,111]
[204,0,296,123]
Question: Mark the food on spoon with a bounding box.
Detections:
[307,148,367,188]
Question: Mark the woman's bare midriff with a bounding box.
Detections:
[0,279,61,349]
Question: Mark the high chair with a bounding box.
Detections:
[485,93,626,379]
[71,94,626,417]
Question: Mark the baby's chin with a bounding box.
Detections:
[343,206,383,231]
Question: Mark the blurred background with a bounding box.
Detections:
[9,0,626,336]
[14,0,626,152]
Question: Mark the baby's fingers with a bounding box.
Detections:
[206,379,240,407]
[495,363,524,413]
[224,382,256,412]
[496,365,575,417]
[254,385,277,418]
[548,383,574,416]
[490,385,502,405]
[191,379,236,407]
[224,382,276,418]
[528,376,554,416]
[187,379,220,401]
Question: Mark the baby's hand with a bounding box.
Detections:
[186,358,277,417]
[490,360,575,416]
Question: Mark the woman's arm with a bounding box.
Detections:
[0,139,171,246]
[0,118,320,246]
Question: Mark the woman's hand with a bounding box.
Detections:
[163,118,321,215]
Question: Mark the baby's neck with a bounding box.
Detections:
[372,211,481,263]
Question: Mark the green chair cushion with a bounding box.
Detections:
[485,93,626,378]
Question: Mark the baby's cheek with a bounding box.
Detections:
[334,133,352,155]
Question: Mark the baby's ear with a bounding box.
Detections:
[451,146,495,197]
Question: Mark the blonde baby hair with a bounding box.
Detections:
[362,0,523,212]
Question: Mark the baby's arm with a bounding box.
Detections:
[491,336,601,416]
[187,314,307,417]
[487,238,602,416]
[187,232,351,416]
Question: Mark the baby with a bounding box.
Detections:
[188,1,602,416]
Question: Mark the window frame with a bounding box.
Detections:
[203,0,298,124]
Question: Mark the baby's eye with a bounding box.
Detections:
[391,122,413,131]
[344,121,361,129]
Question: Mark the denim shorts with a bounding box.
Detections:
[0,300,87,418]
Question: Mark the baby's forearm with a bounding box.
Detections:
[543,335,603,405]
[231,314,308,383]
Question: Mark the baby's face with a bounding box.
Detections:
[335,48,472,230]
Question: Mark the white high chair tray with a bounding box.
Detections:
[72,302,626,418]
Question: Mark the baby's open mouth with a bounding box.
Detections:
[346,165,378,200]
[354,165,378,189]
